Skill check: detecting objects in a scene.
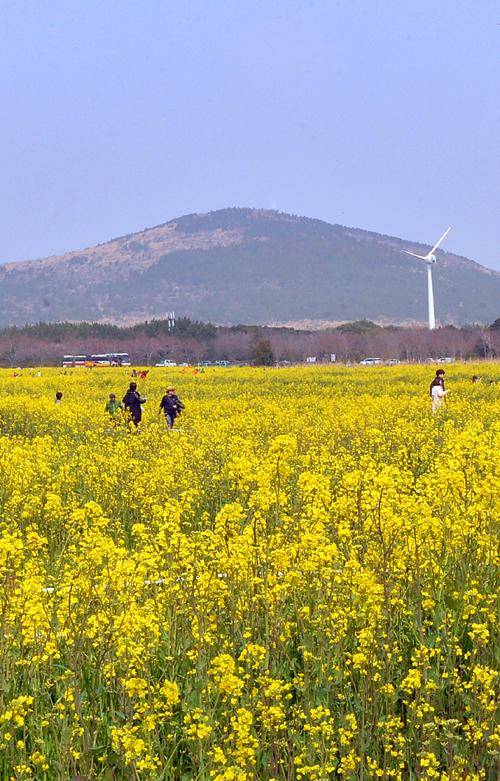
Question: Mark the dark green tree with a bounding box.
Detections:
[252,338,275,366]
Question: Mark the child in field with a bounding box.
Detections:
[104,393,122,416]
[429,369,446,396]
[159,386,185,429]
[429,370,448,412]
[431,383,448,412]
[55,391,63,404]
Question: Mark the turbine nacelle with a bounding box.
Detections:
[402,249,438,264]
[402,227,451,266]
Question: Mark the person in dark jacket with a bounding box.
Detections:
[429,369,445,397]
[122,382,146,427]
[159,385,184,429]
[171,387,185,418]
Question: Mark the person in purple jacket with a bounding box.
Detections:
[122,382,146,427]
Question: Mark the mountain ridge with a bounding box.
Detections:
[0,208,498,327]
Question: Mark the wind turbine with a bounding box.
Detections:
[402,227,451,330]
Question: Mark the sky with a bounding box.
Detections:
[1,0,499,270]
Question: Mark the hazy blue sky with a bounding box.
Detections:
[1,0,499,269]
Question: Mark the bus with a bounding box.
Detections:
[62,355,87,367]
[63,353,131,367]
[90,353,131,367]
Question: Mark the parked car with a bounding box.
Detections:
[155,359,177,367]
[359,358,383,366]
[431,357,454,364]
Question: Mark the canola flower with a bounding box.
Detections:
[0,364,498,780]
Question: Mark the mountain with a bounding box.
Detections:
[1,208,498,326]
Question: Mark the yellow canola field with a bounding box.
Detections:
[0,364,498,781]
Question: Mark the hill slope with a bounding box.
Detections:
[1,208,498,326]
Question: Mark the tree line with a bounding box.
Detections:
[0,317,498,367]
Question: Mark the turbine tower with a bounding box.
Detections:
[402,227,451,330]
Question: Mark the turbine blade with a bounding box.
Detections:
[403,250,427,260]
[429,227,451,256]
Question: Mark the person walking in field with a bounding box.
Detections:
[430,369,448,412]
[55,391,63,404]
[122,382,146,427]
[430,369,446,395]
[104,393,122,417]
[159,385,185,429]
[171,387,185,417]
